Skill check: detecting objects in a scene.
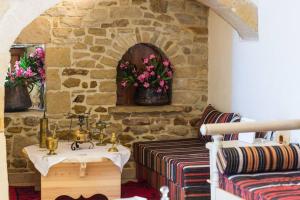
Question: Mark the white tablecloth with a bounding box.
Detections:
[24,142,131,176]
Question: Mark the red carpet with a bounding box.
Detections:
[9,181,160,200]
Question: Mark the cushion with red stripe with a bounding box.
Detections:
[198,104,241,142]
[217,144,300,175]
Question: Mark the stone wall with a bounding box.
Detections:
[5,0,208,185]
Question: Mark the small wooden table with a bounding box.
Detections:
[23,143,130,200]
[41,158,120,200]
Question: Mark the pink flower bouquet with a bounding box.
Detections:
[5,47,45,92]
[118,54,174,93]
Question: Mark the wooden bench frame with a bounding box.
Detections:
[201,119,300,200]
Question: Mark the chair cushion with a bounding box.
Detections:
[217,144,300,175]
[198,104,241,142]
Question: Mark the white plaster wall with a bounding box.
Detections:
[230,0,300,142]
[208,11,234,112]
[232,0,300,120]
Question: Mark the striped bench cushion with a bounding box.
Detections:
[133,139,210,188]
[198,105,241,142]
[220,171,300,200]
[217,144,300,175]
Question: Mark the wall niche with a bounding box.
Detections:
[116,43,173,106]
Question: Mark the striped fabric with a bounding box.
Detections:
[133,139,210,200]
[220,171,300,200]
[217,144,300,175]
[136,163,210,200]
[198,105,241,142]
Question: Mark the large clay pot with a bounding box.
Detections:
[134,87,171,106]
[5,85,32,112]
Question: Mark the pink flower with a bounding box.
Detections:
[134,82,138,87]
[156,88,162,93]
[149,54,156,59]
[167,71,173,78]
[163,60,170,67]
[121,80,128,88]
[150,71,155,76]
[146,65,155,72]
[25,67,33,78]
[35,47,45,59]
[157,75,161,79]
[15,67,24,78]
[143,58,149,64]
[144,72,150,79]
[38,68,46,82]
[138,74,146,83]
[143,82,150,88]
[159,80,165,87]
[14,61,20,69]
[120,63,127,70]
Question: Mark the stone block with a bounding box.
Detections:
[60,17,82,27]
[73,95,85,103]
[23,117,39,127]
[47,69,61,90]
[110,7,143,18]
[175,14,197,25]
[12,135,38,157]
[46,47,71,68]
[90,46,105,53]
[89,9,109,21]
[7,127,22,134]
[88,28,106,36]
[72,105,87,114]
[122,118,150,126]
[73,52,90,59]
[4,117,11,128]
[86,93,116,105]
[100,56,117,67]
[150,0,168,13]
[74,43,87,49]
[128,126,149,135]
[95,106,107,113]
[63,78,81,88]
[62,68,89,76]
[73,28,85,36]
[53,28,72,38]
[168,126,189,136]
[76,60,96,68]
[84,35,94,45]
[99,81,116,92]
[90,69,116,79]
[90,81,97,88]
[15,17,51,44]
[172,92,201,105]
[47,91,71,114]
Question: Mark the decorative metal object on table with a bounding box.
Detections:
[95,120,111,146]
[46,125,58,155]
[65,110,94,151]
[108,132,119,152]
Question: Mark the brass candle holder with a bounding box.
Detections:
[46,125,58,155]
[108,132,119,152]
[46,137,58,155]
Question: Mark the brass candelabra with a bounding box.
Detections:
[96,121,110,146]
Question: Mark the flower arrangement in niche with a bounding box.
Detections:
[5,47,46,112]
[118,54,174,106]
[5,47,45,90]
